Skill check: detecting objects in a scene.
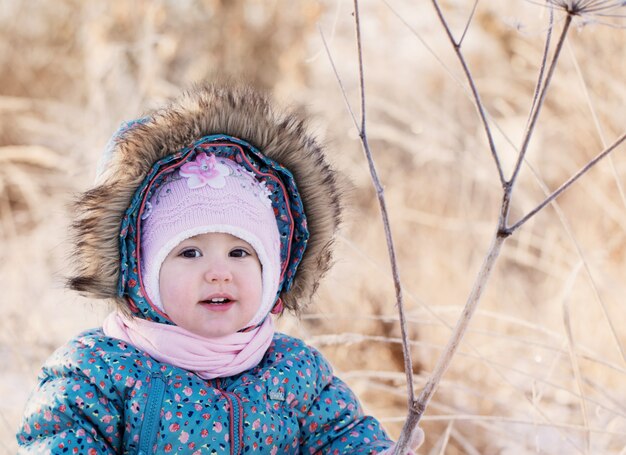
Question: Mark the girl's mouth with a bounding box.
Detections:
[200,297,235,313]
[202,297,232,305]
[199,296,236,311]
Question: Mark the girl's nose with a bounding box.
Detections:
[204,264,232,283]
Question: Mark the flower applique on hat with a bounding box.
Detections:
[180,152,230,189]
[177,152,273,207]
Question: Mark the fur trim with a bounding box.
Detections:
[68,83,345,314]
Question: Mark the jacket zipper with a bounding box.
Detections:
[215,378,243,455]
[137,372,166,455]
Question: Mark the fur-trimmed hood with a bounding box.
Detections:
[69,83,345,318]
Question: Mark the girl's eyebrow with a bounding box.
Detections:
[177,241,200,250]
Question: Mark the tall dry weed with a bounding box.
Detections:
[1,1,624,454]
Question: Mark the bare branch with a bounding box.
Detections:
[351,0,416,405]
[321,9,423,406]
[508,14,572,190]
[458,0,480,47]
[382,0,526,171]
[525,5,554,133]
[394,234,507,453]
[339,3,626,453]
[416,234,505,409]
[430,0,506,186]
[318,27,360,131]
[509,131,626,233]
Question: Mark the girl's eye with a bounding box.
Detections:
[180,248,201,259]
[230,248,250,258]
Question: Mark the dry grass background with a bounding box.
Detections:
[1,1,625,454]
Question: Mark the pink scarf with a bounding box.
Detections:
[102,311,275,379]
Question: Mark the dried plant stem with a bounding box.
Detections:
[458,0,479,47]
[352,0,416,404]
[318,27,359,129]
[526,6,554,133]
[508,14,572,191]
[509,131,626,233]
[430,0,505,186]
[343,3,626,452]
[394,234,505,454]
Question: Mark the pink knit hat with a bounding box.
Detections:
[139,152,281,327]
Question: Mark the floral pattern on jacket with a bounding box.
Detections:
[17,330,393,454]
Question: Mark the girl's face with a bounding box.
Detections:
[159,232,263,338]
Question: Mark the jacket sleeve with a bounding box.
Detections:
[16,338,123,454]
[298,347,394,455]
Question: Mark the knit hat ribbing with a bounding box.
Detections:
[140,152,281,327]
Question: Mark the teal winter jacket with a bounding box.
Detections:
[17,330,393,454]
